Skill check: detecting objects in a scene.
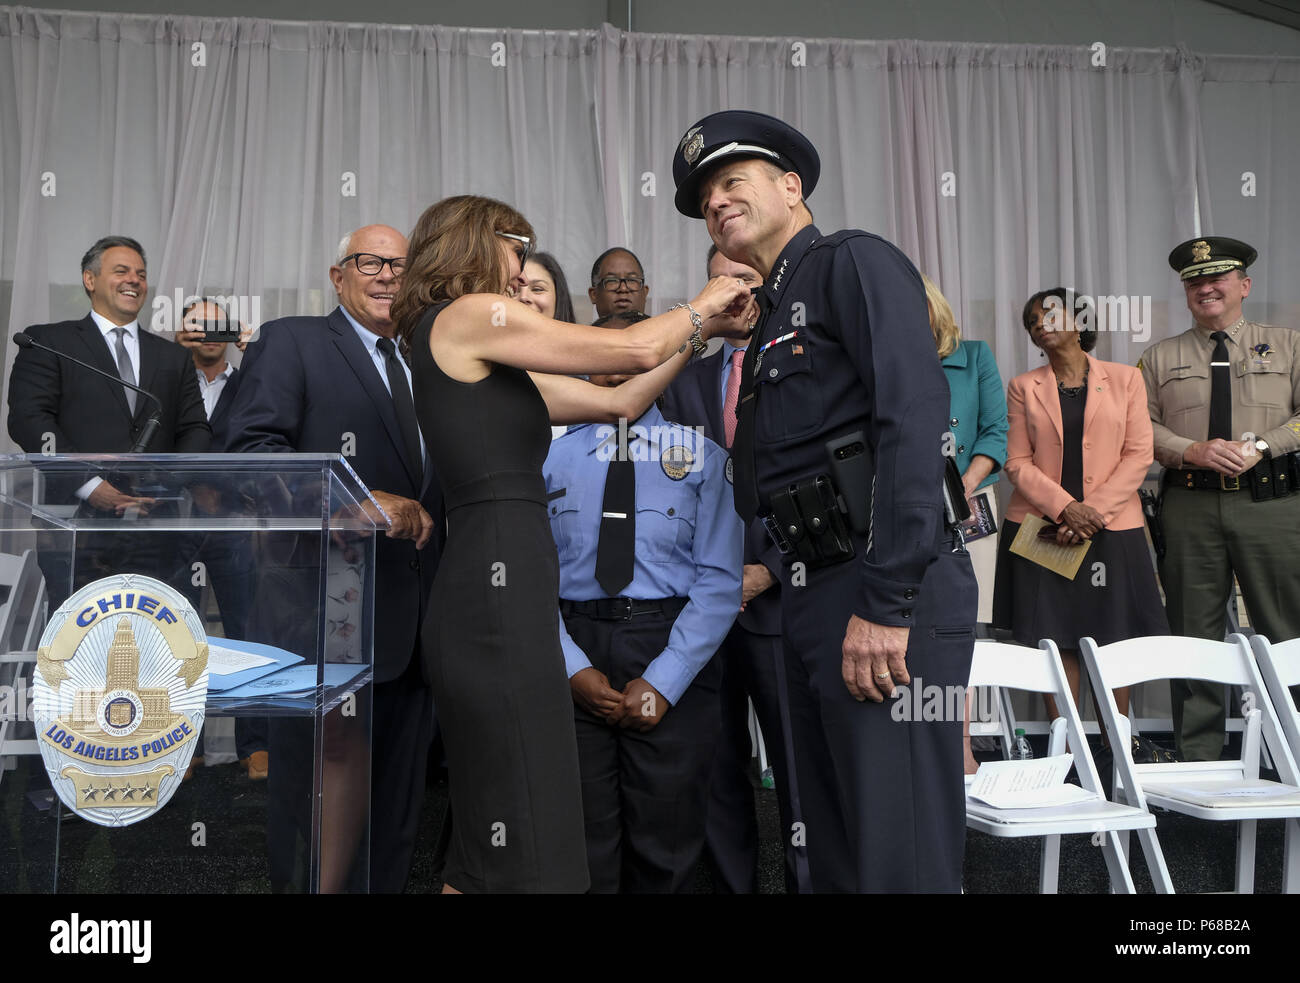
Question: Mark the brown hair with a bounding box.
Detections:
[393,195,535,345]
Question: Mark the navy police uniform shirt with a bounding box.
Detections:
[544,404,744,705]
[733,224,951,628]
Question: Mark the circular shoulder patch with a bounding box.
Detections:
[32,574,208,827]
[661,444,694,480]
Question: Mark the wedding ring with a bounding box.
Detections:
[875,671,891,680]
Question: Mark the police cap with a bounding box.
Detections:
[672,110,820,218]
[1168,236,1258,281]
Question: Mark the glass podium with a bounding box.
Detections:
[0,453,378,893]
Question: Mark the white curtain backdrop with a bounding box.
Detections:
[2,6,1299,449]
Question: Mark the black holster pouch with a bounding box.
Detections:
[1250,453,1298,502]
[764,475,856,568]
[1139,487,1165,559]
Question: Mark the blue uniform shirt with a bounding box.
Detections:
[544,403,744,705]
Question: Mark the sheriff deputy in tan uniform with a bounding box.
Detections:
[1140,236,1300,761]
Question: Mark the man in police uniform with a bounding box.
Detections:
[1141,236,1300,761]
[672,110,976,892]
[660,244,806,894]
[544,356,743,893]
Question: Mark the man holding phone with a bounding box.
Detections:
[176,299,264,780]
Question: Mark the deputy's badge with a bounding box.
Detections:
[680,126,704,166]
[1252,342,1274,366]
[1191,240,1212,263]
[661,444,694,480]
[725,456,734,484]
[32,575,208,827]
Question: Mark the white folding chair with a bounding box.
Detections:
[0,549,46,782]
[1081,634,1300,894]
[965,639,1163,893]
[1251,637,1300,767]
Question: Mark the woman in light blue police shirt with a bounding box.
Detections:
[924,275,1008,773]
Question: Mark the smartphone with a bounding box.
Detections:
[200,317,242,343]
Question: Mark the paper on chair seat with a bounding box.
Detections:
[968,754,1100,809]
[1146,779,1300,808]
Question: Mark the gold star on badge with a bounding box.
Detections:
[83,786,99,802]
[102,785,118,801]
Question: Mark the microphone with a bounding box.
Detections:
[14,332,163,453]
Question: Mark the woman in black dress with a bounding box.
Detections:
[390,196,751,893]
[993,288,1168,722]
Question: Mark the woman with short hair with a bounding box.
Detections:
[993,288,1167,721]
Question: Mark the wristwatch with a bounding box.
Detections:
[669,303,709,357]
[1255,438,1272,460]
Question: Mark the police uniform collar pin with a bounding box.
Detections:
[770,257,789,292]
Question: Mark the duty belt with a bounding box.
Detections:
[560,596,689,622]
[761,473,857,569]
[1167,452,1298,499]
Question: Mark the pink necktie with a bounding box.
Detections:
[723,348,744,448]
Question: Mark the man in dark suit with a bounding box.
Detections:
[224,224,443,893]
[6,235,211,606]
[659,244,807,894]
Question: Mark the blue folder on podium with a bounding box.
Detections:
[208,637,368,709]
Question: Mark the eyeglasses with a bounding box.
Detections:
[340,253,407,277]
[594,274,646,291]
[495,231,535,268]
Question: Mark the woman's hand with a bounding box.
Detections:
[692,274,753,322]
[1057,500,1104,542]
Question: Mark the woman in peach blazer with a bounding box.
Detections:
[993,288,1168,721]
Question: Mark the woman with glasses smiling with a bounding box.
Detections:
[391,195,752,894]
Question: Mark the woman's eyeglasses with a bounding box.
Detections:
[495,231,535,267]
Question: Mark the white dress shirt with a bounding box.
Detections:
[78,312,143,500]
[196,362,235,420]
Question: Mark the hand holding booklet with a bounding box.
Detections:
[967,753,1099,809]
[1009,514,1092,580]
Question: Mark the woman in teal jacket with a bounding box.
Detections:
[925,275,1008,772]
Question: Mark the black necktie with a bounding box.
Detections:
[595,437,636,597]
[375,337,423,480]
[732,290,773,522]
[1208,330,1232,441]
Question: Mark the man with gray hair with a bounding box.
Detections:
[224,223,444,892]
[7,234,211,606]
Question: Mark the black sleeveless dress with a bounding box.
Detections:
[410,302,589,893]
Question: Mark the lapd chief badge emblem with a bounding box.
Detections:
[33,575,208,826]
[680,126,704,166]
